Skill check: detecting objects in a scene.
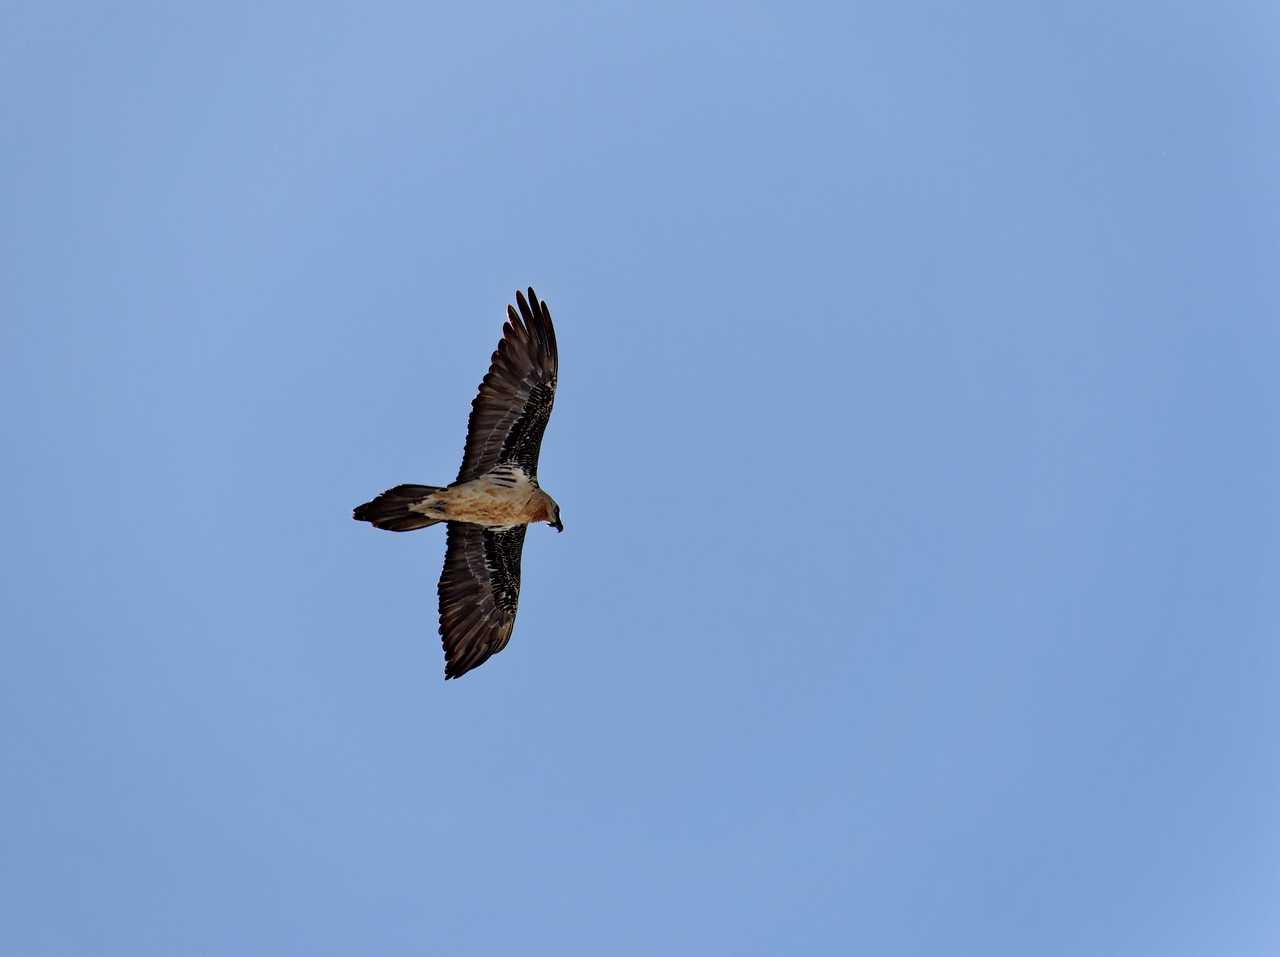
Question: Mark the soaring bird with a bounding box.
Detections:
[354,288,561,679]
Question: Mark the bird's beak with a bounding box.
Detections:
[553,518,563,533]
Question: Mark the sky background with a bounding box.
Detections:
[2,1,1278,954]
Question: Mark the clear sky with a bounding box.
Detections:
[2,2,1277,955]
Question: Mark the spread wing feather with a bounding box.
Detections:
[456,288,558,484]
[438,522,528,679]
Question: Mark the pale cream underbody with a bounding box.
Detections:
[408,467,555,527]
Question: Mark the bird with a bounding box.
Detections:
[354,288,561,679]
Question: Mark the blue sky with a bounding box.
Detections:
[2,2,1277,954]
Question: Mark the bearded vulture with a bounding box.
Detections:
[354,288,561,679]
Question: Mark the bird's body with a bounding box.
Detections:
[406,466,557,528]
[353,288,561,679]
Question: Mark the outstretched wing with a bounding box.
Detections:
[437,522,529,679]
[456,288,558,484]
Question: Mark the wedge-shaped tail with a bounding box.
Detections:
[353,484,445,532]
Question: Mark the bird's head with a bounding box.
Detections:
[534,488,563,532]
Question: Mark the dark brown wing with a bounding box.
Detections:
[437,522,528,679]
[456,288,558,483]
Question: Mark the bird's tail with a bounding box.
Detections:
[353,484,446,532]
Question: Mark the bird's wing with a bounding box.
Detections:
[437,522,529,679]
[456,288,558,484]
